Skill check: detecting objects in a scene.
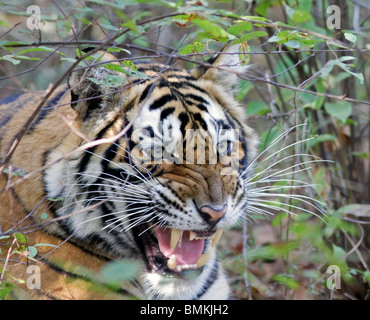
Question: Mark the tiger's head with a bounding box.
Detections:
[44,44,258,299]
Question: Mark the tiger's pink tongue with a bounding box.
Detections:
[155,227,204,265]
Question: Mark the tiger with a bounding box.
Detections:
[0,43,258,300]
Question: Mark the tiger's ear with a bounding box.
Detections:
[191,43,249,94]
[67,50,127,126]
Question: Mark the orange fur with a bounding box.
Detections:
[0,85,127,299]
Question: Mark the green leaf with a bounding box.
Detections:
[350,152,370,159]
[292,9,311,23]
[13,233,28,245]
[363,271,370,284]
[284,40,300,49]
[284,5,295,19]
[107,47,131,55]
[259,126,282,153]
[267,35,282,43]
[344,32,357,45]
[60,57,77,63]
[335,204,370,218]
[272,274,300,289]
[179,42,205,55]
[314,80,325,109]
[15,46,56,55]
[237,80,252,101]
[324,101,352,123]
[339,56,356,62]
[40,212,48,219]
[307,134,336,148]
[0,55,20,65]
[314,167,327,195]
[238,31,268,42]
[98,260,141,286]
[255,0,271,16]
[0,282,14,300]
[87,75,127,88]
[321,58,364,84]
[102,62,127,74]
[27,246,38,258]
[240,16,268,22]
[271,212,288,227]
[332,244,346,261]
[227,21,252,36]
[246,101,270,116]
[192,18,229,42]
[336,61,364,84]
[320,60,336,78]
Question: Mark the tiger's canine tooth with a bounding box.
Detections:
[189,231,196,241]
[196,253,211,268]
[211,229,223,247]
[167,254,177,270]
[170,229,182,251]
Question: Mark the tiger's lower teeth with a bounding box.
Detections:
[166,253,211,271]
[167,254,177,270]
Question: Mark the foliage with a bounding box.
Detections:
[0,0,369,300]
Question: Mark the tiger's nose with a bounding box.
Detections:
[199,204,228,227]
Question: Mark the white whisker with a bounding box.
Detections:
[248,191,327,213]
[241,124,307,177]
[248,199,325,221]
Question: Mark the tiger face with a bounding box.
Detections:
[40,44,257,299]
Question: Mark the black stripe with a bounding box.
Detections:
[193,113,208,131]
[167,75,196,81]
[27,89,67,133]
[0,92,25,105]
[216,119,231,130]
[161,80,208,96]
[195,260,220,299]
[142,125,154,138]
[102,142,118,164]
[178,112,189,135]
[124,99,135,112]
[138,65,162,73]
[78,118,118,174]
[0,93,26,132]
[42,257,131,296]
[139,83,152,103]
[184,93,208,104]
[196,103,208,112]
[225,113,248,171]
[160,107,175,121]
[148,94,176,110]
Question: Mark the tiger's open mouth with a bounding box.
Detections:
[136,224,223,276]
